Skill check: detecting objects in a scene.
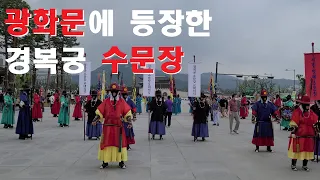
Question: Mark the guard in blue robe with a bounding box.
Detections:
[177,94,182,114]
[16,86,34,140]
[136,94,142,114]
[121,87,137,150]
[189,97,195,114]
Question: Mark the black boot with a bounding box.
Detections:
[100,162,108,169]
[267,146,273,152]
[202,137,205,141]
[302,159,310,172]
[119,161,126,169]
[152,135,155,140]
[127,145,131,151]
[194,137,197,142]
[3,124,8,129]
[53,114,57,117]
[8,125,13,128]
[255,146,259,152]
[19,135,25,140]
[64,124,69,127]
[160,135,163,140]
[60,124,63,127]
[291,159,297,171]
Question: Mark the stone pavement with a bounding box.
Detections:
[0,102,319,180]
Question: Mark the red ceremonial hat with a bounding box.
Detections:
[296,95,311,104]
[121,86,130,94]
[260,89,268,96]
[108,83,120,91]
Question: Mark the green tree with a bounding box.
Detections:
[296,74,305,94]
[50,15,80,89]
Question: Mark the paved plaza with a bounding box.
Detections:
[0,102,319,180]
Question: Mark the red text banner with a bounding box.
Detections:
[305,53,320,101]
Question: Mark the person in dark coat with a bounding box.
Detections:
[84,90,102,140]
[149,90,167,140]
[16,85,33,140]
[192,92,210,141]
[310,100,320,162]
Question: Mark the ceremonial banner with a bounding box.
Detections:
[188,63,201,97]
[143,64,155,97]
[79,61,91,96]
[305,53,320,101]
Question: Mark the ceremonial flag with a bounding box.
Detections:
[169,75,173,99]
[132,74,136,102]
[97,73,101,91]
[120,73,124,86]
[208,72,215,96]
[101,70,106,100]
[173,77,177,96]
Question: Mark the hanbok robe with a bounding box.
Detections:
[288,107,317,160]
[173,97,178,115]
[274,97,282,118]
[135,96,142,114]
[123,97,136,144]
[96,97,132,163]
[192,100,210,138]
[252,100,277,146]
[280,100,294,129]
[149,99,166,135]
[240,96,249,118]
[177,97,182,114]
[16,92,33,136]
[146,97,152,112]
[84,99,102,138]
[310,103,320,156]
[51,93,60,115]
[211,102,220,124]
[58,96,70,125]
[1,95,15,125]
[189,98,195,114]
[72,95,82,119]
[32,93,42,119]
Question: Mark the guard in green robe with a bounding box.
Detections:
[1,89,15,128]
[58,91,70,127]
[177,94,182,114]
[280,95,294,130]
[173,95,178,115]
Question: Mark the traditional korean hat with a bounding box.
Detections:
[260,89,268,96]
[62,90,67,95]
[6,88,13,93]
[200,92,206,98]
[91,90,98,96]
[121,86,130,94]
[155,90,162,96]
[296,95,311,104]
[108,83,120,91]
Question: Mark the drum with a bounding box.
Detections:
[281,108,292,121]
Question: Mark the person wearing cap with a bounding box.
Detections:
[149,90,167,140]
[310,99,320,162]
[51,90,60,117]
[288,95,318,171]
[84,90,102,140]
[121,86,137,150]
[58,90,70,127]
[91,83,133,169]
[16,85,33,140]
[72,91,82,121]
[1,89,15,129]
[192,92,210,141]
[32,89,42,122]
[251,89,278,152]
[280,95,294,131]
[135,94,142,114]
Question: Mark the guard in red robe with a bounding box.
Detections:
[72,92,82,120]
[288,95,318,171]
[91,83,133,169]
[51,90,60,117]
[240,93,249,119]
[32,90,42,122]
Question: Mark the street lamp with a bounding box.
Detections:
[285,69,296,91]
